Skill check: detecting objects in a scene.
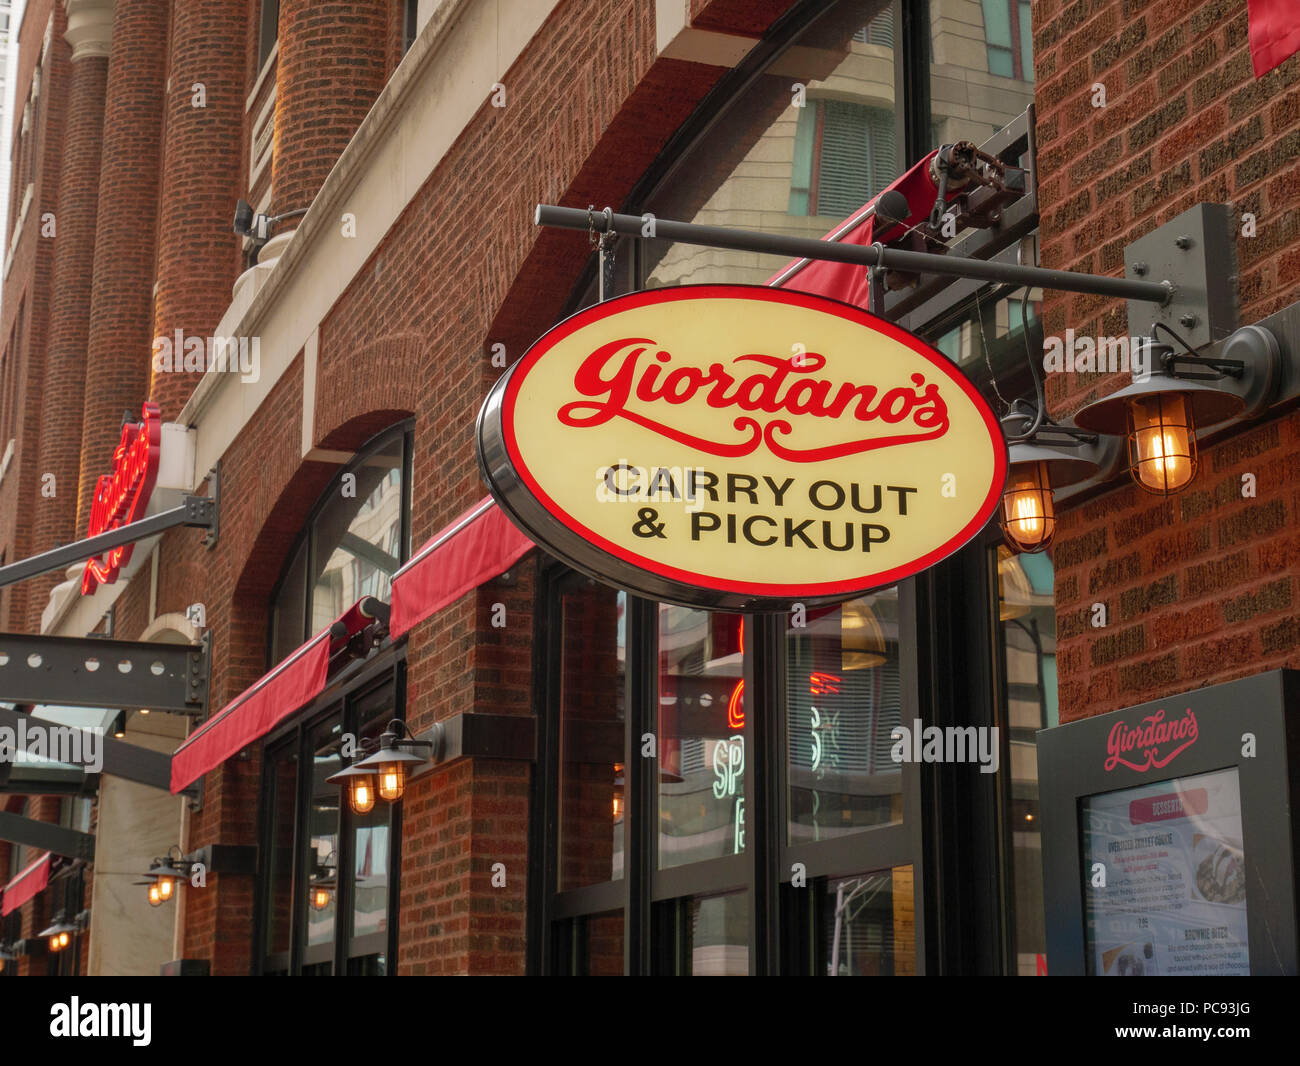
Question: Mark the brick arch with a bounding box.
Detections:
[314,331,423,452]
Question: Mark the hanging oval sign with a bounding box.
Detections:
[478,284,1007,611]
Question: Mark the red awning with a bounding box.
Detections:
[169,601,380,794]
[1248,0,1300,76]
[389,497,534,637]
[2,853,51,916]
[766,150,944,303]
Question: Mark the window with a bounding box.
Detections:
[543,0,1049,976]
[638,0,901,290]
[789,100,897,217]
[256,670,402,976]
[403,0,419,54]
[269,423,411,665]
[258,0,279,70]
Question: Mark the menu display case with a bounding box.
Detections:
[1037,670,1300,976]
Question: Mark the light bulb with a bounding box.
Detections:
[349,776,376,814]
[157,876,174,902]
[148,883,163,907]
[378,762,405,803]
[1000,460,1055,552]
[1128,393,1196,494]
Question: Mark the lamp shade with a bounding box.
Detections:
[1072,373,1245,435]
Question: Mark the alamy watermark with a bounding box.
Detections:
[1042,330,1153,379]
[152,329,260,383]
[890,721,999,774]
[0,719,103,774]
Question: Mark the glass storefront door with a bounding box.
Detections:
[255,661,402,976]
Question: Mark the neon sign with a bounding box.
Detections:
[81,402,162,595]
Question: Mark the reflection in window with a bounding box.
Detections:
[584,911,625,976]
[790,100,897,217]
[263,748,297,969]
[824,866,915,975]
[350,704,393,958]
[269,428,409,666]
[786,591,904,843]
[658,607,746,868]
[558,585,626,890]
[687,893,748,976]
[931,0,1034,149]
[997,545,1055,975]
[642,0,897,288]
[306,718,343,966]
[311,441,404,634]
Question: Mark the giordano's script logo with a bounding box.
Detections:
[1104,708,1200,773]
[557,340,950,461]
[481,286,1006,606]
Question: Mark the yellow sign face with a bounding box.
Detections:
[478,285,1007,610]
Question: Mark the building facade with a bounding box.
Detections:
[0,0,1297,975]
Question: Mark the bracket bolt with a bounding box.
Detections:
[1175,235,1193,249]
[1179,313,1198,328]
[1132,262,1148,276]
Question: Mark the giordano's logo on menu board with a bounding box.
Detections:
[477,285,1008,610]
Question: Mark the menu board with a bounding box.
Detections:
[1081,767,1249,976]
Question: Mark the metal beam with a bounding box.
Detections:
[0,632,208,713]
[0,706,178,793]
[0,495,216,591]
[535,204,1175,306]
[0,810,95,861]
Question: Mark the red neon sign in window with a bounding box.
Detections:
[81,402,162,595]
[727,619,745,730]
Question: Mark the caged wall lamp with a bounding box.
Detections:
[326,718,444,813]
[135,846,197,907]
[1073,324,1282,496]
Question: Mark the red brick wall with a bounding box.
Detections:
[1033,0,1300,720]
[28,52,107,631]
[76,0,169,535]
[150,0,248,420]
[270,0,388,226]
[0,0,67,632]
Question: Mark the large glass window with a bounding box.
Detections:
[557,582,626,890]
[786,591,904,843]
[269,424,411,666]
[930,0,1034,146]
[541,0,1049,976]
[255,671,402,976]
[641,0,899,289]
[658,607,746,868]
[996,545,1055,975]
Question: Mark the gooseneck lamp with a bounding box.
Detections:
[1073,325,1281,496]
[39,913,79,953]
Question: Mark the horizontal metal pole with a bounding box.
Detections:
[0,810,95,861]
[536,204,1173,306]
[0,497,214,591]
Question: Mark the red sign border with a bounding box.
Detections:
[486,284,1008,606]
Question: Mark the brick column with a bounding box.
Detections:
[149,1,248,421]
[76,0,169,535]
[28,0,111,629]
[270,0,387,235]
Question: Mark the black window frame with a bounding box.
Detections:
[252,651,406,977]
